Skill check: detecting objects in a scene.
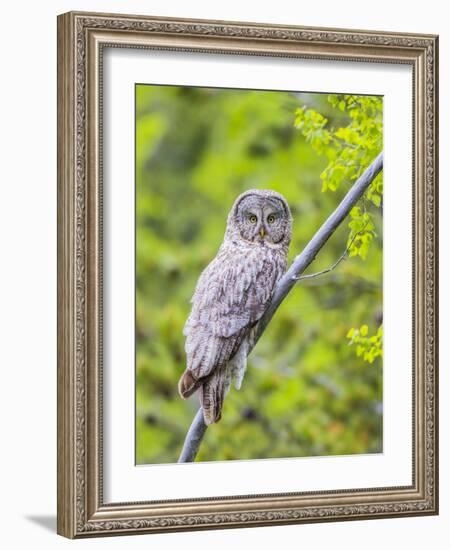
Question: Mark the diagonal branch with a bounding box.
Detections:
[177,408,208,463]
[178,152,383,463]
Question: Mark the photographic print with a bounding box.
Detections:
[135,85,383,465]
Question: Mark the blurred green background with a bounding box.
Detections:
[135,85,383,464]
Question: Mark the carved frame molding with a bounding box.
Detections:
[57,11,438,538]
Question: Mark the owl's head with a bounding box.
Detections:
[226,189,292,247]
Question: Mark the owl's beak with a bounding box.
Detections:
[259,228,265,238]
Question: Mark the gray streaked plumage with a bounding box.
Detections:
[178,189,292,424]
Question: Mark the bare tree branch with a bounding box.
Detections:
[178,152,383,463]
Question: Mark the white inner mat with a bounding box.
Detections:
[103,47,413,503]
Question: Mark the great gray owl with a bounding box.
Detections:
[178,189,292,425]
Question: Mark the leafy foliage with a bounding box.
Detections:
[295,94,383,259]
[135,85,383,464]
[348,206,376,260]
[347,325,383,364]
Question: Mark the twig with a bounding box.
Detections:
[294,222,368,281]
[178,152,383,463]
[293,250,348,281]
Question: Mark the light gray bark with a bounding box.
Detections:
[178,152,383,463]
[177,408,208,463]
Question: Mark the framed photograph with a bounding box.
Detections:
[57,11,439,538]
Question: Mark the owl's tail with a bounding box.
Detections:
[178,367,230,425]
[178,369,202,399]
[200,367,230,425]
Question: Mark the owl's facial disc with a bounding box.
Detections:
[236,194,288,245]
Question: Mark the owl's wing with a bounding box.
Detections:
[180,247,280,391]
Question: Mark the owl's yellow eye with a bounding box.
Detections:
[267,214,275,224]
[249,215,257,224]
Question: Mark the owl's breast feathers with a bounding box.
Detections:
[179,242,287,424]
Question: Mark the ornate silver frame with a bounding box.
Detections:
[57,11,439,538]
